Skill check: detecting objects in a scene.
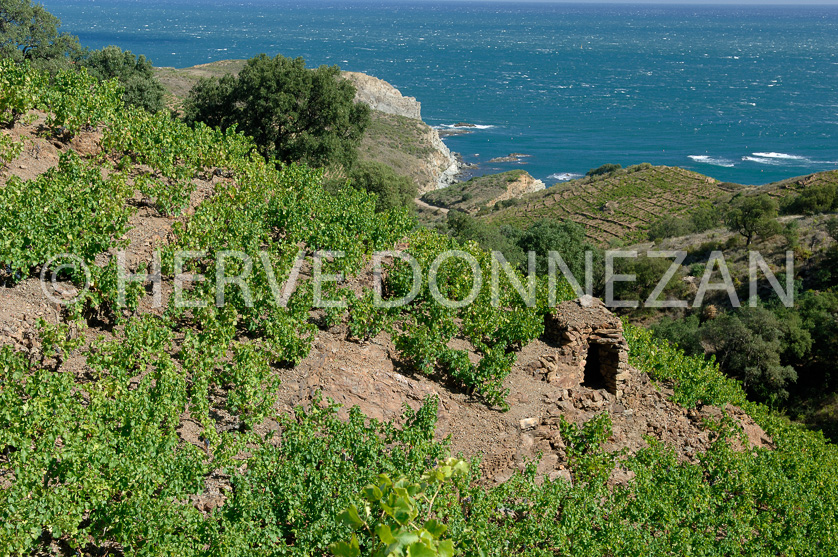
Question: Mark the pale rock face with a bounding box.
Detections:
[343,71,461,193]
[428,130,461,190]
[486,173,546,207]
[343,71,423,121]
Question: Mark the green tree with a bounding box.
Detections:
[79,45,165,112]
[0,0,80,72]
[786,184,837,215]
[343,160,416,214]
[724,194,781,246]
[183,53,370,168]
[648,215,693,241]
[516,219,602,282]
[445,210,524,265]
[651,314,704,357]
[701,307,797,404]
[690,202,721,233]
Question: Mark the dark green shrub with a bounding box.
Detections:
[586,163,622,177]
[516,219,602,281]
[648,216,693,241]
[80,45,165,113]
[690,202,722,232]
[345,160,416,214]
[786,184,837,215]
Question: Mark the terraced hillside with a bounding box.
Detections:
[483,165,741,245]
[760,168,838,199]
[5,59,838,557]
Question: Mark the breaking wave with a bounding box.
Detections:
[688,155,735,168]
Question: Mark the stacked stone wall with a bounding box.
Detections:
[532,298,630,397]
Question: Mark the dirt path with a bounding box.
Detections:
[415,197,448,214]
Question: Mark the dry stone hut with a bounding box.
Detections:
[533,297,630,397]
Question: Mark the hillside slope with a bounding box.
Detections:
[3,60,838,556]
[474,163,838,246]
[481,165,737,244]
[421,169,545,214]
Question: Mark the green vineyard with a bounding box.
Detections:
[2,59,838,557]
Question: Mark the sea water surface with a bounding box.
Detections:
[45,0,838,185]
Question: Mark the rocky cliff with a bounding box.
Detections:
[420,169,545,215]
[153,61,460,194]
[343,71,423,121]
[344,71,460,193]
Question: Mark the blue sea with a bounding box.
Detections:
[45,0,838,185]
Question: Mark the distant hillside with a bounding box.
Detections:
[475,165,737,245]
[153,60,459,193]
[467,164,838,246]
[421,169,545,214]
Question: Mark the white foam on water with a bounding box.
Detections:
[742,156,781,165]
[688,155,735,168]
[752,152,808,161]
[548,172,583,181]
[435,123,496,130]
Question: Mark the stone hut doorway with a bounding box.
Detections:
[582,343,607,390]
[535,297,631,398]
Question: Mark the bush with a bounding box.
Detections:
[786,184,838,215]
[0,58,47,127]
[79,45,165,112]
[701,308,798,404]
[724,194,781,246]
[516,219,602,281]
[586,163,622,177]
[690,202,722,232]
[648,216,693,241]
[611,253,690,307]
[626,162,653,173]
[445,211,524,266]
[344,160,416,214]
[648,204,722,241]
[651,314,704,357]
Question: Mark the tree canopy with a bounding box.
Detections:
[516,219,602,280]
[183,53,370,168]
[724,194,781,246]
[0,0,80,72]
[79,45,165,113]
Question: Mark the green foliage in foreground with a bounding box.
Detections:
[0,58,46,126]
[330,459,468,557]
[4,327,838,555]
[0,151,134,277]
[2,58,838,557]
